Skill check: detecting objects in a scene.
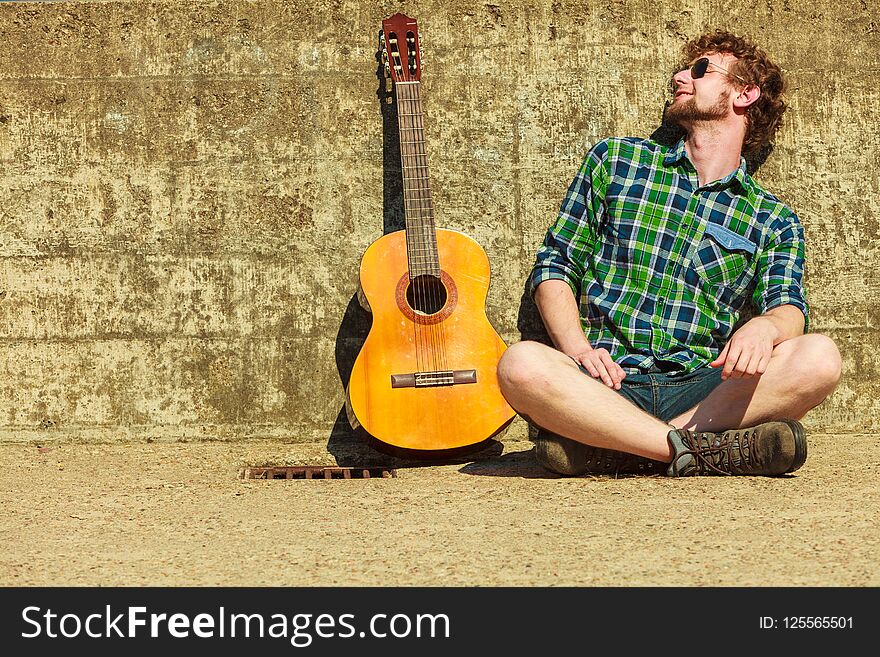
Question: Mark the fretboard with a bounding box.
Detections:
[395,81,440,277]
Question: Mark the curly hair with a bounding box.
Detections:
[682,30,788,153]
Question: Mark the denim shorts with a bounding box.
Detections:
[578,364,725,423]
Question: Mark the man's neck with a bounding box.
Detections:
[683,123,745,187]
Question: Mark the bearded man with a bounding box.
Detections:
[497,31,841,477]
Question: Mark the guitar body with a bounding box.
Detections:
[347,228,514,455]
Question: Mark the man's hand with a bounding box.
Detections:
[709,316,780,380]
[534,279,626,390]
[569,347,626,390]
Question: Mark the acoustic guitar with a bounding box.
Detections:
[346,13,515,457]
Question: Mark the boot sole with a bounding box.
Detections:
[780,419,807,473]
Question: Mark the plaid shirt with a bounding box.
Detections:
[531,137,809,374]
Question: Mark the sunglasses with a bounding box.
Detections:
[689,57,749,85]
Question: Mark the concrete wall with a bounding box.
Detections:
[1,0,877,446]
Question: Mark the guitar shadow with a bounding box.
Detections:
[326,34,402,468]
[326,33,505,469]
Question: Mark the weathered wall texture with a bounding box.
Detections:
[0,0,878,445]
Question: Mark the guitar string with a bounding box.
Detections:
[401,80,447,374]
[404,82,436,373]
[400,82,434,373]
[398,82,431,373]
[423,78,450,374]
[416,78,448,375]
[419,78,449,375]
[399,82,423,371]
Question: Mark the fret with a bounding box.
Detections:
[396,80,440,273]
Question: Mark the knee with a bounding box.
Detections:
[496,341,553,395]
[787,334,843,393]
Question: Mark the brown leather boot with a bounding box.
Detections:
[534,431,665,476]
[666,419,807,477]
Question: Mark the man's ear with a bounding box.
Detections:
[734,85,761,112]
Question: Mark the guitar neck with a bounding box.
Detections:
[395,81,440,277]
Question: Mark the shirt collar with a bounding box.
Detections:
[663,138,690,167]
[663,138,749,191]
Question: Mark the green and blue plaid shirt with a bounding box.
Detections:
[531,137,809,374]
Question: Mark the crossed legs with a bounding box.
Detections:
[496,334,842,464]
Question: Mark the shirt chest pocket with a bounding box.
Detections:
[691,222,756,289]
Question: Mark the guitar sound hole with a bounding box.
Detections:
[406,275,448,315]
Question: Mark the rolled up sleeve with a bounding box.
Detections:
[752,211,810,331]
[530,140,609,298]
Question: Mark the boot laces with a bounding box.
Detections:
[681,429,754,475]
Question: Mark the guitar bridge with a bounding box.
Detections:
[391,369,477,388]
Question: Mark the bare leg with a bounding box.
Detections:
[497,341,675,461]
[670,334,842,431]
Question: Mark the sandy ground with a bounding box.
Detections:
[2,432,877,586]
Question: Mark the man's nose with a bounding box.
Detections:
[672,68,691,86]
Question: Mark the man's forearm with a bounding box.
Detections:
[534,279,591,356]
[761,303,806,345]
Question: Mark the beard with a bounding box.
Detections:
[665,88,730,126]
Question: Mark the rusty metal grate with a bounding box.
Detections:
[243,466,397,480]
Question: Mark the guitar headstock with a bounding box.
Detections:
[380,13,422,84]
